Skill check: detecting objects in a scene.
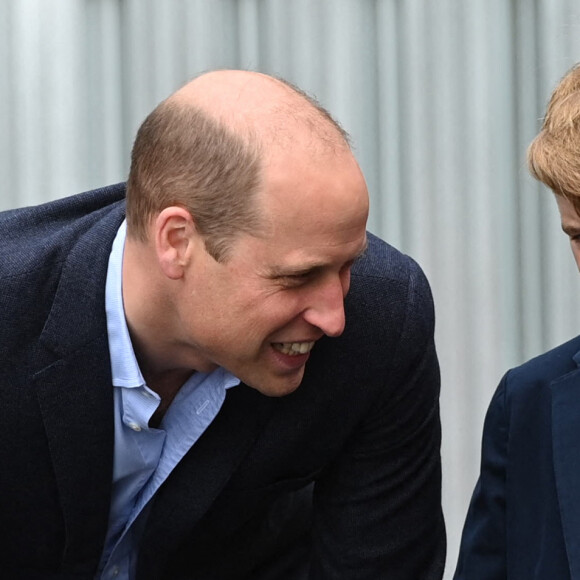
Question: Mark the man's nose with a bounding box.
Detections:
[302,273,349,337]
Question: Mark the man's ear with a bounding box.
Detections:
[153,206,197,280]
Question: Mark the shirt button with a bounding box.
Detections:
[128,422,142,432]
[110,566,120,577]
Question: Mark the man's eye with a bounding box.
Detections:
[280,273,311,287]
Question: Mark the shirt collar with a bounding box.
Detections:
[105,220,145,388]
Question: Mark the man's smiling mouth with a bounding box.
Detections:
[272,341,315,356]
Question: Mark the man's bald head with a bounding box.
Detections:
[126,70,351,260]
[169,70,350,151]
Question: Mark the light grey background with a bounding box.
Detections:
[3,1,580,577]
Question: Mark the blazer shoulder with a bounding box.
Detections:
[0,183,126,279]
[345,232,437,389]
[354,231,425,279]
[351,231,435,325]
[504,335,580,398]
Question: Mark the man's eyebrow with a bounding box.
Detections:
[268,262,325,278]
[268,239,369,278]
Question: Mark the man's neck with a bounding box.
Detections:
[144,367,196,428]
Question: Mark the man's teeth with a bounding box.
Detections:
[273,341,315,356]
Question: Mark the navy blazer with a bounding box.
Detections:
[454,335,580,579]
[0,184,444,579]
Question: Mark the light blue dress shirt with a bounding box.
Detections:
[98,221,240,579]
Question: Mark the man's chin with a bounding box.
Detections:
[245,370,305,397]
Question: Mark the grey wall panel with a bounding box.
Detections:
[5,1,580,577]
[0,0,15,208]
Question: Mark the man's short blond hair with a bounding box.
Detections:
[528,63,580,214]
[126,101,263,262]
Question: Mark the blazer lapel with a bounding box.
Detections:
[33,205,123,571]
[35,341,114,570]
[138,384,275,576]
[551,361,580,580]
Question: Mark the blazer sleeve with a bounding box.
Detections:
[310,260,446,579]
[453,376,509,579]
